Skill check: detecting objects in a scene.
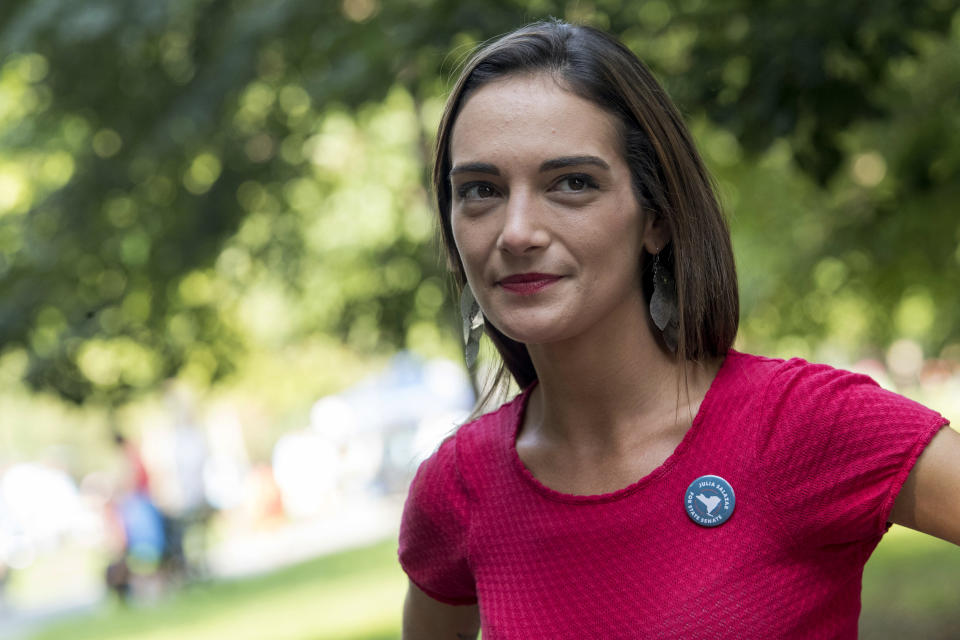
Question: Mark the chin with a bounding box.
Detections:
[489,319,572,346]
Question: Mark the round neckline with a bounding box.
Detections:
[508,351,734,505]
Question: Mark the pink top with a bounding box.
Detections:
[399,351,949,639]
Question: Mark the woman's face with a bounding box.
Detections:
[448,73,657,346]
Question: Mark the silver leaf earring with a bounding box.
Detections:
[650,249,679,353]
[460,282,484,369]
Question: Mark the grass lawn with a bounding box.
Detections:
[28,538,407,640]
[26,526,960,640]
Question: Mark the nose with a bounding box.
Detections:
[496,190,550,256]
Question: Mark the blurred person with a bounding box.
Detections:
[163,418,210,580]
[108,491,166,600]
[399,21,960,639]
[105,433,165,602]
[141,383,215,582]
[157,383,211,520]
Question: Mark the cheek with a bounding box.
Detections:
[450,216,485,277]
[575,208,642,259]
[578,217,643,283]
[450,216,470,261]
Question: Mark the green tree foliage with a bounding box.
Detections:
[676,0,958,182]
[1,0,958,405]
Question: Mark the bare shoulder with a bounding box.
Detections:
[402,580,480,640]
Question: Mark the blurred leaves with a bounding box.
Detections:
[0,0,959,405]
[675,0,958,183]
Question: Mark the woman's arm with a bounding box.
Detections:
[890,425,960,545]
[402,580,480,639]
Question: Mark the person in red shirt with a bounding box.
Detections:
[399,19,960,639]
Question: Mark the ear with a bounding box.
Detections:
[641,211,670,254]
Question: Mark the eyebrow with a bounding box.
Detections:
[539,155,610,172]
[449,162,500,177]
[449,155,610,179]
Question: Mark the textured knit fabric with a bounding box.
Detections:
[398,351,949,639]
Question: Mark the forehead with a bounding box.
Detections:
[449,74,623,165]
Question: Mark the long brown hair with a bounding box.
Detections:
[434,20,739,404]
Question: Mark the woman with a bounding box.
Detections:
[399,20,960,639]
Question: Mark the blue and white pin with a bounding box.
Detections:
[684,475,735,527]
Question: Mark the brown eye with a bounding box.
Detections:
[458,182,499,200]
[554,174,598,193]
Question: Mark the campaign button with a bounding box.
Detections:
[684,475,735,527]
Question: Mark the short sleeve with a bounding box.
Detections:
[756,359,949,547]
[398,434,477,605]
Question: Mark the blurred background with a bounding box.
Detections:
[0,0,959,638]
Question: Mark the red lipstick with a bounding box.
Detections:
[498,273,562,295]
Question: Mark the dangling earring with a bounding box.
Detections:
[460,282,484,368]
[650,249,679,353]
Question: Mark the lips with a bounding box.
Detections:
[498,273,562,294]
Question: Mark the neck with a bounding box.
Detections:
[523,298,717,449]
